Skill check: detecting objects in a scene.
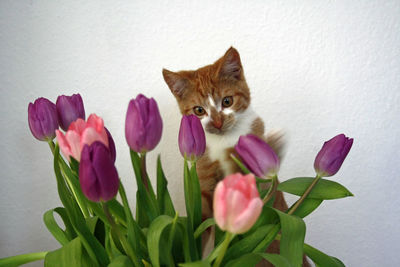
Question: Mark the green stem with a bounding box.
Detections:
[102,202,140,267]
[0,251,48,266]
[262,175,278,204]
[213,232,234,267]
[48,140,55,154]
[288,175,321,215]
[140,153,149,190]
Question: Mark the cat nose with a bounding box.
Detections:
[213,118,223,129]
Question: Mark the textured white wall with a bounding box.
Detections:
[1,1,399,266]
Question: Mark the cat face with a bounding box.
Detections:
[163,47,251,135]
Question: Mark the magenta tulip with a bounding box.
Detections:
[178,115,206,160]
[314,134,353,177]
[79,142,119,202]
[235,134,280,178]
[56,114,109,162]
[28,97,59,141]
[213,173,263,234]
[125,94,163,153]
[56,94,85,131]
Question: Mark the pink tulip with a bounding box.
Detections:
[56,114,109,162]
[213,173,263,234]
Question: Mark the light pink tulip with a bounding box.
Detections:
[56,114,109,162]
[213,173,263,234]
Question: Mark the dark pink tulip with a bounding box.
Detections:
[213,173,263,234]
[56,94,85,131]
[125,94,163,153]
[314,134,353,177]
[178,115,206,160]
[79,142,119,202]
[28,97,59,141]
[235,134,280,178]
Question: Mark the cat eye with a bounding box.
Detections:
[222,96,233,108]
[193,106,206,116]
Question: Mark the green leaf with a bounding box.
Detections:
[43,207,76,246]
[189,162,202,230]
[274,209,306,267]
[179,260,211,267]
[147,215,174,267]
[119,183,144,267]
[156,155,176,217]
[291,198,323,218]
[44,237,95,267]
[108,255,134,267]
[224,224,275,263]
[108,199,127,226]
[194,218,215,239]
[304,243,345,267]
[225,253,292,267]
[0,251,48,266]
[277,177,353,200]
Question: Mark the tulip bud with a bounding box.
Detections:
[314,134,353,177]
[56,94,85,131]
[56,114,109,162]
[178,115,206,161]
[79,142,119,202]
[28,97,59,141]
[105,128,116,163]
[213,173,263,234]
[125,94,163,153]
[234,134,280,178]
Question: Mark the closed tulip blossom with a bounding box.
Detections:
[79,142,119,202]
[56,114,109,162]
[178,115,206,161]
[125,94,163,153]
[105,128,116,163]
[56,94,85,131]
[235,134,280,178]
[213,173,263,234]
[314,134,353,177]
[28,97,59,141]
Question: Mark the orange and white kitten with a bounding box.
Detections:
[163,47,286,217]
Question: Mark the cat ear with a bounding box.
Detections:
[162,69,188,98]
[218,47,243,80]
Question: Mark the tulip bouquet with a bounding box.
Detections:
[1,93,354,267]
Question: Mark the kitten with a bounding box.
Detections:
[163,47,309,266]
[163,47,286,215]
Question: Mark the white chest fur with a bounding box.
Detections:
[205,107,258,175]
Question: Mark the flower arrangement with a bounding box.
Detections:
[1,93,353,267]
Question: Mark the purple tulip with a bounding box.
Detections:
[314,134,353,177]
[235,134,280,178]
[105,127,116,163]
[178,115,206,160]
[79,141,119,202]
[125,94,163,153]
[28,97,59,141]
[56,94,85,131]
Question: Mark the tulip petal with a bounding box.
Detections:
[56,130,72,161]
[65,130,81,161]
[80,145,102,202]
[232,198,263,234]
[213,182,227,230]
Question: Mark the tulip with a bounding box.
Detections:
[125,94,163,153]
[234,134,280,178]
[56,114,108,162]
[56,94,85,131]
[213,173,263,234]
[28,97,59,141]
[105,128,116,163]
[79,141,119,202]
[314,134,353,177]
[178,115,206,161]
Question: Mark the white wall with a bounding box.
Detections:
[1,1,399,266]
